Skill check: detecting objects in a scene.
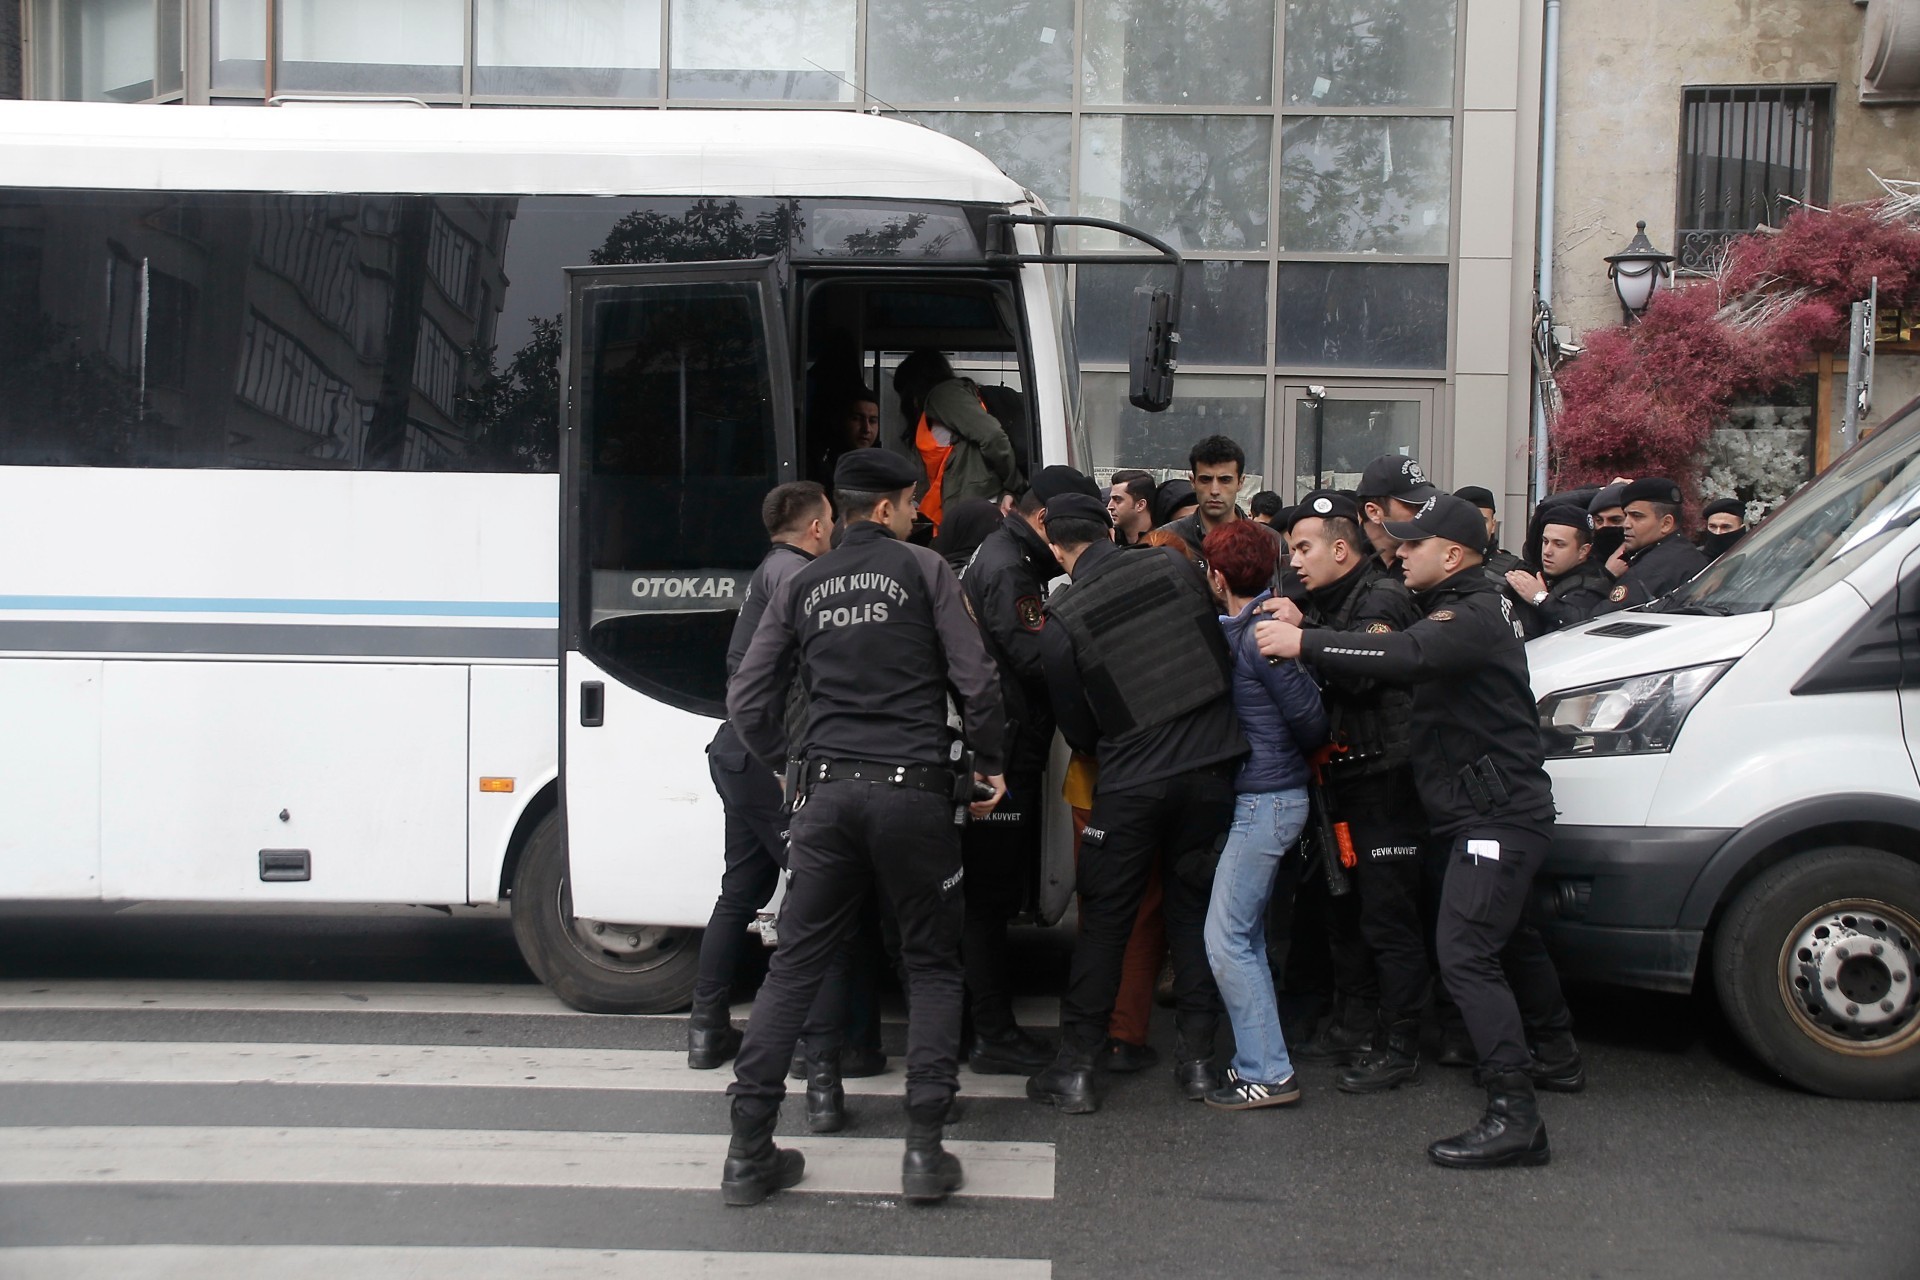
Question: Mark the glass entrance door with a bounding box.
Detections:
[1283,384,1436,500]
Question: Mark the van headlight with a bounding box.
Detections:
[1537,662,1732,758]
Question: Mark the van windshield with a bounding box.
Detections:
[1660,408,1920,615]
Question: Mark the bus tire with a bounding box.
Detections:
[1712,846,1920,1099]
[510,808,700,1015]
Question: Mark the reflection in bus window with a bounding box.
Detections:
[0,191,984,475]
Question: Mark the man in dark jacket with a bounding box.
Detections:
[690,482,843,1091]
[1353,455,1439,582]
[1257,493,1577,1169]
[1505,504,1610,634]
[954,465,1095,1075]
[1455,485,1521,576]
[1160,434,1285,567]
[1595,477,1707,613]
[723,449,1008,1206]
[1268,491,1437,1090]
[1026,491,1249,1114]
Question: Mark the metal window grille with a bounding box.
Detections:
[1675,84,1833,273]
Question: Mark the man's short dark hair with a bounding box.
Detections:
[1248,490,1282,519]
[1110,468,1157,504]
[1634,499,1683,529]
[1294,512,1364,554]
[1188,434,1246,475]
[1045,516,1109,549]
[834,485,911,521]
[762,480,828,537]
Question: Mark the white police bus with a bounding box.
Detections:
[0,101,1180,1012]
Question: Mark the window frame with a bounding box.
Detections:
[1673,83,1836,276]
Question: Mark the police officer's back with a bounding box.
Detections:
[1027,491,1248,1114]
[722,448,1007,1207]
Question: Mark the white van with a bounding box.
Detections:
[1528,394,1920,1100]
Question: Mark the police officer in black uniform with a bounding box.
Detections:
[689,480,866,1134]
[1505,503,1611,634]
[1264,491,1435,1091]
[1595,476,1708,613]
[1353,455,1440,582]
[691,482,832,1054]
[1026,491,1248,1114]
[1258,493,1578,1168]
[723,449,1009,1206]
[1454,485,1521,577]
[954,466,1096,1076]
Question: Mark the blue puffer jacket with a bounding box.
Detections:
[1219,591,1329,794]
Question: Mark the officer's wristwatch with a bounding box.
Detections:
[1529,589,1549,606]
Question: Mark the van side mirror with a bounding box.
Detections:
[1129,286,1178,412]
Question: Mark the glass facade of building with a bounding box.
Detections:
[22,0,1508,496]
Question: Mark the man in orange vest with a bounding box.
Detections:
[892,349,1025,533]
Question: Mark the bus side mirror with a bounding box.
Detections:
[1128,286,1178,413]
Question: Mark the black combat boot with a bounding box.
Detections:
[901,1102,966,1203]
[969,1025,1055,1075]
[720,1099,806,1206]
[1427,1071,1551,1169]
[1026,1043,1100,1114]
[1293,994,1376,1065]
[687,1006,741,1070]
[1526,1029,1587,1093]
[1171,1024,1220,1101]
[1338,1017,1421,1094]
[803,1045,846,1133]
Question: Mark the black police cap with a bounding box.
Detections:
[1537,501,1594,532]
[834,448,921,493]
[1454,484,1497,512]
[1353,455,1438,502]
[1042,492,1112,528]
[1702,497,1745,521]
[1030,464,1101,503]
[1382,493,1488,549]
[1285,489,1361,532]
[1621,477,1684,508]
[1588,481,1629,515]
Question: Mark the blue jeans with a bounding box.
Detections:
[1204,788,1311,1085]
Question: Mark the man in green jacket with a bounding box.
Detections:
[893,349,1025,533]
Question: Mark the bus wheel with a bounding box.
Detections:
[1712,847,1920,1099]
[510,808,699,1014]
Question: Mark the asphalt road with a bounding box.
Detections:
[0,903,1914,1278]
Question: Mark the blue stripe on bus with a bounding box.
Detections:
[0,595,560,619]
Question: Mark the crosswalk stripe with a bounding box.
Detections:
[0,1040,1034,1098]
[0,1126,1056,1200]
[0,981,1061,1027]
[0,1246,1052,1279]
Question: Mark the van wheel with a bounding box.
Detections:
[1712,847,1920,1099]
[509,808,700,1014]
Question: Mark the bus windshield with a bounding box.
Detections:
[1661,408,1920,615]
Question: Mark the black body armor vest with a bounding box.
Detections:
[1048,548,1232,740]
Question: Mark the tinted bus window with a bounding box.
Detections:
[0,191,983,474]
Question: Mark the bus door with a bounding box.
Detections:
[560,259,794,927]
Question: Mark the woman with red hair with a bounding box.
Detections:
[1198,519,1328,1110]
